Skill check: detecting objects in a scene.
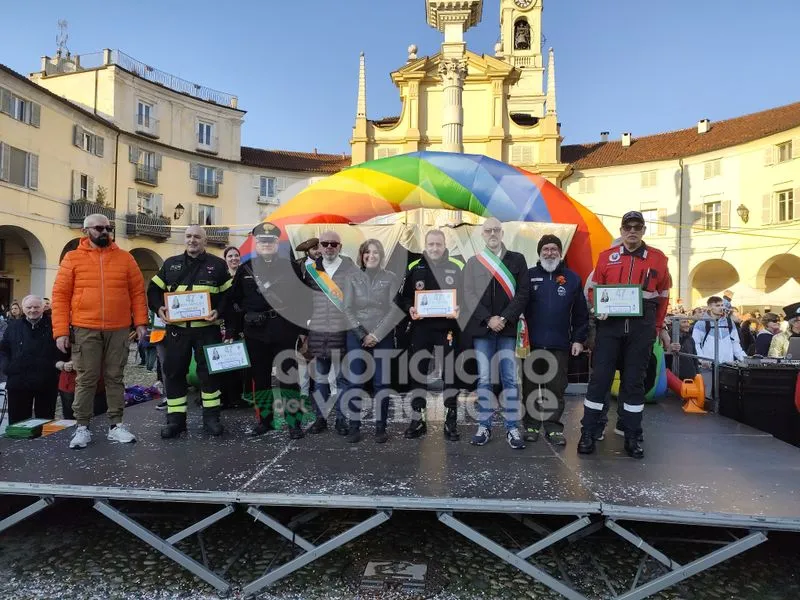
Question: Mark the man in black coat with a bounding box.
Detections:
[0,295,62,424]
[225,222,309,439]
[463,218,529,449]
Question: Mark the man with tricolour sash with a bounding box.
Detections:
[463,218,530,449]
[303,230,359,435]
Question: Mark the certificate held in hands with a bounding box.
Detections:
[164,291,212,322]
[594,285,643,317]
[414,289,458,318]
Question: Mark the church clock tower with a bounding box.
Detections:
[498,0,545,117]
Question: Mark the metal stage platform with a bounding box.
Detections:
[1,397,798,599]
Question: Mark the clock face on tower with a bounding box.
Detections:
[514,0,536,9]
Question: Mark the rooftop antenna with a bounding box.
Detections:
[56,19,69,55]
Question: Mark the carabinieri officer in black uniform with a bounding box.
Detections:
[148,225,232,438]
[224,222,309,439]
[396,229,464,441]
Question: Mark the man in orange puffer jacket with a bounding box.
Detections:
[52,213,149,450]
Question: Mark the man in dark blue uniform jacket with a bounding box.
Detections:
[522,235,589,446]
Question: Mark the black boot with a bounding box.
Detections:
[404,417,427,439]
[624,436,644,459]
[161,412,187,439]
[307,417,327,434]
[346,424,361,444]
[289,421,305,440]
[202,407,224,436]
[335,416,349,436]
[374,425,388,444]
[577,429,596,454]
[443,408,460,441]
[248,414,273,437]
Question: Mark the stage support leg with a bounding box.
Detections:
[606,522,767,600]
[0,496,54,534]
[605,519,682,570]
[438,511,590,600]
[242,508,391,598]
[94,500,231,594]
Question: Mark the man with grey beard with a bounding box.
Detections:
[521,235,589,446]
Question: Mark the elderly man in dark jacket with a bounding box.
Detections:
[304,230,360,435]
[0,295,63,424]
[521,235,589,446]
[464,218,529,449]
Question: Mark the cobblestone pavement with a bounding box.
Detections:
[3,355,798,599]
[0,499,798,600]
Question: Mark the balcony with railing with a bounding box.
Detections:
[197,181,219,198]
[68,49,239,108]
[125,213,171,240]
[135,115,160,138]
[135,164,158,186]
[206,226,230,246]
[69,200,116,227]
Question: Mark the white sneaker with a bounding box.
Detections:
[70,425,92,449]
[107,423,137,443]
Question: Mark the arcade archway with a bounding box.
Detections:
[0,225,48,305]
[59,238,81,263]
[130,248,163,283]
[689,259,739,305]
[756,254,800,293]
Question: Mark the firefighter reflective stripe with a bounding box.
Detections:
[151,275,166,289]
[201,390,221,408]
[219,278,233,292]
[167,397,188,413]
[623,403,645,413]
[584,399,605,410]
[642,290,662,300]
[164,284,222,293]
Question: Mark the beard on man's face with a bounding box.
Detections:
[539,256,560,273]
[91,232,111,247]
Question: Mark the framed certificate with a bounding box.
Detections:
[414,289,457,318]
[594,285,643,317]
[204,341,251,374]
[164,291,211,322]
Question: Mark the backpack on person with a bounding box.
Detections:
[701,317,734,348]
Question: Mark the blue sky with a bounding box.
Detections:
[2,0,798,154]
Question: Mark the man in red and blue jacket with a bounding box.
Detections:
[578,211,671,459]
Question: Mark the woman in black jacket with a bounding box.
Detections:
[341,239,403,443]
[0,296,63,424]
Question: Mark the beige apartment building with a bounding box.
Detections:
[0,50,346,306]
[562,104,800,308]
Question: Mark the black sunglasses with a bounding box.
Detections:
[320,241,341,248]
[622,223,644,232]
[89,225,114,233]
[483,227,502,234]
[256,235,278,243]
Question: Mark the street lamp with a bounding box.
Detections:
[736,204,749,224]
[173,203,185,221]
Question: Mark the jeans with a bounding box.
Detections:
[311,353,347,421]
[474,334,520,429]
[143,347,157,371]
[341,331,393,428]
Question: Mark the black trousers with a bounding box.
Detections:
[244,335,301,424]
[163,325,222,413]
[581,312,656,437]
[7,386,58,424]
[409,325,459,411]
[521,348,569,434]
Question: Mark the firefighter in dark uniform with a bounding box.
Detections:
[147,225,232,438]
[396,229,464,441]
[578,211,671,459]
[224,222,308,439]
